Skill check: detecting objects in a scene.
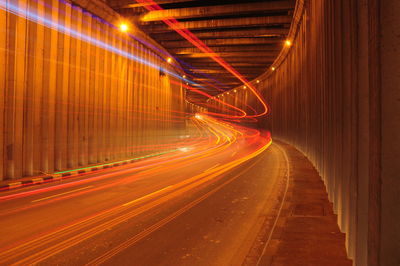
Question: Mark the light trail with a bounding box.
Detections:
[31,186,94,203]
[0,116,233,204]
[179,81,247,117]
[0,3,276,263]
[135,0,270,118]
[0,107,273,264]
[0,1,182,83]
[0,0,256,121]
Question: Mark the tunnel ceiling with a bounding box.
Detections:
[107,0,295,102]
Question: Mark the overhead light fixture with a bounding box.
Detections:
[119,23,129,32]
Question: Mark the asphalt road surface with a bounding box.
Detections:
[0,117,288,265]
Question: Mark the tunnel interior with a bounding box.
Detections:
[0,0,399,265]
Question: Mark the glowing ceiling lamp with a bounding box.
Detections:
[119,23,129,32]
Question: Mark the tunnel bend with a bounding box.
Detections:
[0,0,399,265]
[207,1,399,265]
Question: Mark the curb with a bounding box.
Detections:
[0,152,169,192]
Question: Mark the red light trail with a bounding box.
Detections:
[136,0,270,118]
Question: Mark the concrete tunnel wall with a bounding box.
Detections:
[256,0,399,266]
[206,0,399,265]
[0,0,198,181]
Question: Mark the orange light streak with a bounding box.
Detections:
[136,0,269,118]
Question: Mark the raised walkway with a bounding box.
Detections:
[257,140,353,266]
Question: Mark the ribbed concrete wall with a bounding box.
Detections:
[256,0,399,265]
[207,0,400,265]
[0,0,187,181]
[205,87,260,118]
[260,0,361,262]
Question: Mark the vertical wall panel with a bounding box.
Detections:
[4,0,27,179]
[31,3,44,177]
[208,0,397,265]
[22,0,36,176]
[88,16,98,164]
[42,0,58,173]
[0,0,186,180]
[103,27,111,162]
[97,22,105,161]
[71,6,82,168]
[204,0,398,265]
[0,4,6,179]
[55,1,71,171]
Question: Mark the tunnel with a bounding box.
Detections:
[0,0,398,265]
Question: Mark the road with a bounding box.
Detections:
[0,116,288,265]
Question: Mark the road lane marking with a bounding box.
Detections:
[256,143,290,266]
[2,140,272,265]
[204,163,221,173]
[86,156,263,266]
[0,123,269,264]
[122,186,173,207]
[31,186,94,203]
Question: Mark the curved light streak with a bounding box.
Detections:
[136,0,269,118]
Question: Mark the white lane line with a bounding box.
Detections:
[256,143,290,266]
[204,163,221,173]
[122,186,173,207]
[31,186,94,203]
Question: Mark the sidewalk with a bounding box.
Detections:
[258,140,352,266]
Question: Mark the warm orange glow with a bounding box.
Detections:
[256,80,260,83]
[243,86,247,89]
[135,0,269,118]
[119,23,129,32]
[167,57,172,63]
[271,66,276,71]
[285,40,292,46]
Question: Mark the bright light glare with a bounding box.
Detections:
[285,40,292,46]
[179,147,190,152]
[119,23,128,32]
[167,57,172,63]
[271,66,276,71]
[256,80,260,83]
[195,114,202,119]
